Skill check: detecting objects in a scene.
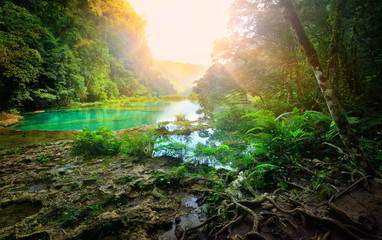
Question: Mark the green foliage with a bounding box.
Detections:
[247,163,278,189]
[311,171,334,199]
[243,108,336,162]
[160,95,187,101]
[5,148,22,155]
[214,94,253,132]
[36,153,50,164]
[193,64,244,119]
[72,127,122,156]
[212,0,382,117]
[153,166,188,186]
[175,113,187,122]
[193,143,231,165]
[206,191,224,215]
[0,0,175,112]
[154,137,189,159]
[58,202,104,228]
[171,166,187,180]
[354,113,382,170]
[122,131,158,158]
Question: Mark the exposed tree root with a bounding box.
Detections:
[179,166,382,240]
[180,183,381,240]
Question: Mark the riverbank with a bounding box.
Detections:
[1,119,381,240]
[0,113,23,127]
[0,124,215,240]
[69,95,188,107]
[0,128,77,149]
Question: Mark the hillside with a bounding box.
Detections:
[0,0,176,111]
[153,60,208,93]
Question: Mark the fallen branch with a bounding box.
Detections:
[328,176,371,204]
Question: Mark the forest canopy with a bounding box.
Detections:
[193,0,382,172]
[203,0,382,113]
[0,0,176,111]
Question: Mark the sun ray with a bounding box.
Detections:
[128,0,233,65]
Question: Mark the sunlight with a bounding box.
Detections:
[128,0,233,65]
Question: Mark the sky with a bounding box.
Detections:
[127,0,233,65]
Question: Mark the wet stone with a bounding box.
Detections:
[28,184,48,192]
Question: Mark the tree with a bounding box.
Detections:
[279,0,373,173]
[193,63,244,118]
[0,0,176,111]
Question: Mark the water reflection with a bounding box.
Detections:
[153,128,233,170]
[15,100,199,131]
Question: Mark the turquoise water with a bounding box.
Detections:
[15,100,200,131]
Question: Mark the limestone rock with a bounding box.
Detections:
[100,211,120,221]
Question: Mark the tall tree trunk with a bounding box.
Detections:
[327,0,346,99]
[279,0,373,173]
[351,13,361,95]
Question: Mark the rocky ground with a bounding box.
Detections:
[0,138,214,240]
[1,127,382,240]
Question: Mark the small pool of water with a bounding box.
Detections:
[14,100,200,131]
[159,194,207,240]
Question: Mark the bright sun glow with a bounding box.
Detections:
[128,0,233,65]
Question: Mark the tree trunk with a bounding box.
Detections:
[327,0,346,99]
[279,0,373,173]
[351,13,361,95]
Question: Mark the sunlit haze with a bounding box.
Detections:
[128,0,233,65]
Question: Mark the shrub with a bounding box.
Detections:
[215,103,252,132]
[175,113,187,121]
[193,143,231,166]
[243,108,335,162]
[122,131,158,158]
[72,127,122,156]
[247,163,278,189]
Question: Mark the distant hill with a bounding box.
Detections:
[153,60,208,94]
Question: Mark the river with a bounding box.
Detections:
[14,100,200,131]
